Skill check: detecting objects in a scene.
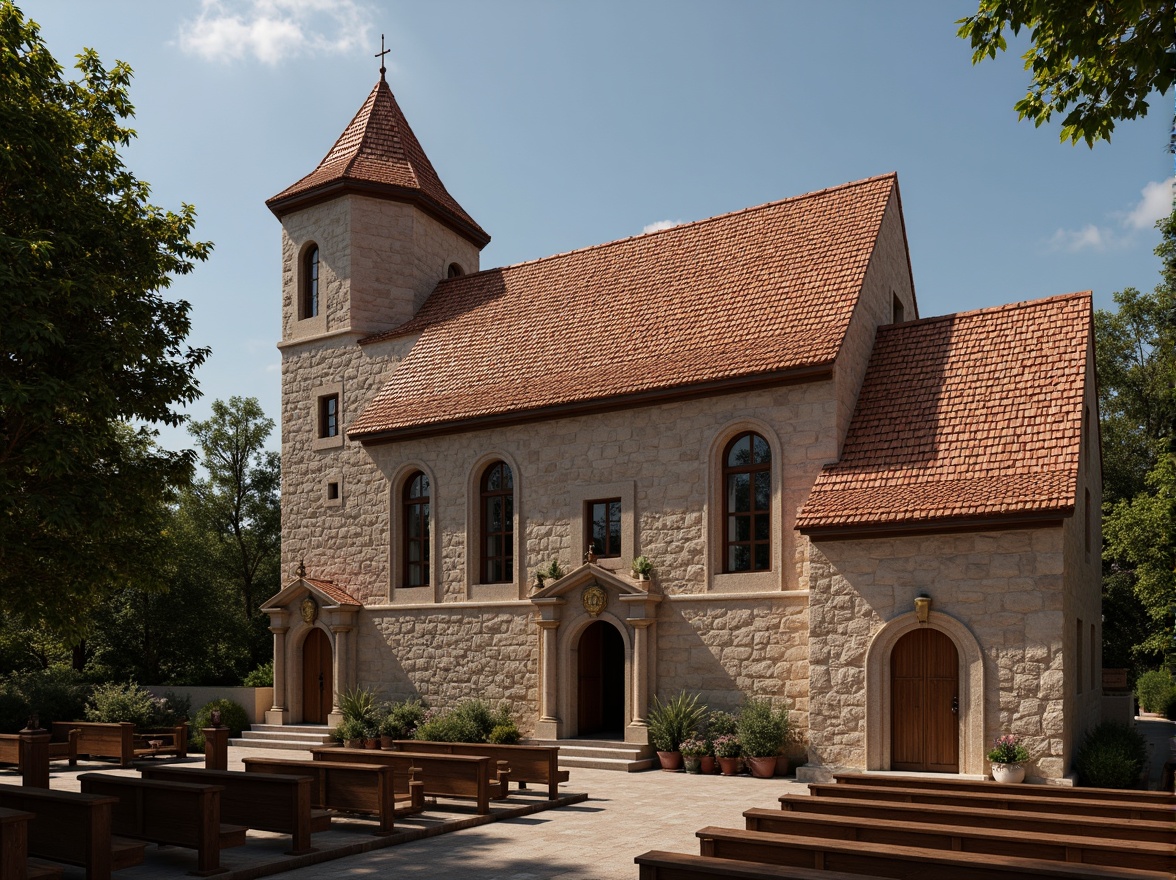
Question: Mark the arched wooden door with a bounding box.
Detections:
[577,621,625,737]
[891,627,959,772]
[301,628,333,724]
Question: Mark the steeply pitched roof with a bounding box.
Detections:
[796,292,1091,536]
[266,79,489,248]
[350,174,902,441]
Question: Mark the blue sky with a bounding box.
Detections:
[19,0,1174,454]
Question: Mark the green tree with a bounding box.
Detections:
[0,3,210,638]
[958,1,1175,146]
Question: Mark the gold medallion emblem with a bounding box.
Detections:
[300,596,319,625]
[582,585,607,617]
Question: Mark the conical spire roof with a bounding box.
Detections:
[267,79,489,248]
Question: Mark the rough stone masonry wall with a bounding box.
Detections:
[807,527,1070,779]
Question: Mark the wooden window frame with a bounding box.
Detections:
[722,431,771,573]
[403,471,430,588]
[301,245,320,319]
[318,393,339,439]
[586,498,623,559]
[480,461,514,584]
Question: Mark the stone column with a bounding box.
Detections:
[538,621,560,723]
[329,625,352,715]
[630,619,655,725]
[266,623,289,724]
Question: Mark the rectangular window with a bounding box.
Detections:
[319,394,339,438]
[1076,618,1083,695]
[326,481,339,500]
[586,498,622,558]
[892,293,905,324]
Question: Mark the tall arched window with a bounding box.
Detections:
[403,471,430,587]
[480,461,513,583]
[723,431,771,572]
[301,245,320,319]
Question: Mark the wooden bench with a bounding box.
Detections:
[79,773,245,876]
[0,786,145,880]
[807,781,1175,822]
[52,722,187,768]
[777,794,1176,845]
[0,807,64,880]
[832,772,1176,805]
[635,850,889,880]
[696,827,1174,880]
[242,757,406,833]
[392,740,568,798]
[312,747,505,815]
[137,764,329,854]
[0,730,78,770]
[743,807,1176,873]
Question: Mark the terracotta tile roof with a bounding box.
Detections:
[304,577,362,607]
[266,80,489,247]
[796,292,1091,534]
[350,174,901,439]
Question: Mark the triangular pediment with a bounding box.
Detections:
[261,575,363,612]
[530,563,656,601]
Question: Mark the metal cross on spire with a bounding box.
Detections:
[375,33,390,82]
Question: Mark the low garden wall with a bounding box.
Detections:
[146,686,273,725]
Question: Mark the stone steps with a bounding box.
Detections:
[230,723,338,752]
[530,738,657,772]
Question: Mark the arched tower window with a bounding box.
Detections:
[447,262,465,279]
[723,431,771,572]
[403,471,430,587]
[480,461,514,583]
[301,245,320,319]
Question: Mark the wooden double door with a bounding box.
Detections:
[890,627,959,772]
[302,628,333,724]
[577,621,625,737]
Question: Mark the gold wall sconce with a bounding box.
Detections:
[914,595,931,623]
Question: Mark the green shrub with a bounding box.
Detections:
[415,709,481,743]
[338,686,380,726]
[647,691,705,752]
[488,721,521,744]
[1162,687,1176,722]
[0,669,90,732]
[1135,669,1173,713]
[189,699,250,750]
[1074,721,1147,788]
[0,688,30,735]
[85,681,160,727]
[333,717,366,743]
[381,698,427,739]
[243,661,273,687]
[736,699,789,758]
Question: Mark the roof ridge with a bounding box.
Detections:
[882,290,1091,332]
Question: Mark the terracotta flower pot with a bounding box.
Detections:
[363,737,379,750]
[699,755,716,774]
[657,750,682,771]
[747,756,778,778]
[380,735,396,750]
[344,738,362,749]
[683,757,701,774]
[991,762,1025,784]
[718,756,740,776]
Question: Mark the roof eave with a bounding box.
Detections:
[350,363,835,445]
[796,507,1073,541]
[266,179,491,249]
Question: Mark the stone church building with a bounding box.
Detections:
[259,75,1102,782]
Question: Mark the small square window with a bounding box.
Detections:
[586,498,622,558]
[326,481,340,500]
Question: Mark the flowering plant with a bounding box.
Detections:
[712,734,741,758]
[679,736,708,758]
[986,734,1029,765]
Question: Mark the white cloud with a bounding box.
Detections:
[179,0,374,66]
[1047,177,1174,253]
[642,219,681,235]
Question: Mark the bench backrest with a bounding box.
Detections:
[53,723,133,762]
[391,740,558,781]
[138,764,312,835]
[777,794,1175,844]
[807,781,1175,821]
[243,757,394,813]
[79,774,221,849]
[0,786,115,869]
[312,747,492,798]
[832,772,1176,805]
[635,849,893,880]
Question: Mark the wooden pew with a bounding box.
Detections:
[242,757,405,833]
[743,807,1175,873]
[0,730,78,770]
[392,740,568,799]
[777,794,1176,845]
[137,764,329,854]
[311,747,504,815]
[832,772,1176,805]
[79,774,245,876]
[51,722,187,768]
[0,807,64,880]
[635,850,888,880]
[807,781,1174,822]
[0,786,145,880]
[696,827,1174,880]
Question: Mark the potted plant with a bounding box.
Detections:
[648,691,706,771]
[334,717,365,749]
[680,736,707,774]
[987,734,1030,783]
[632,556,654,581]
[362,724,380,750]
[713,734,742,775]
[737,699,789,778]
